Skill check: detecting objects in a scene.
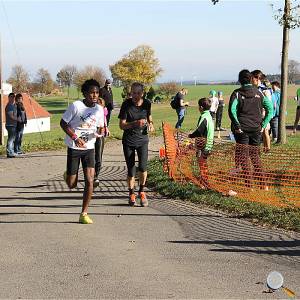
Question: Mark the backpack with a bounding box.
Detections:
[170,95,179,109]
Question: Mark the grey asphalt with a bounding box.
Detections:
[0,138,299,299]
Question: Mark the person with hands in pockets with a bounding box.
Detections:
[60,79,104,224]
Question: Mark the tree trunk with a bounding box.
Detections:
[278,0,290,144]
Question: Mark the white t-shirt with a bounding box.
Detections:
[62,100,104,150]
[209,96,219,113]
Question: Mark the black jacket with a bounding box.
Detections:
[229,85,264,132]
[99,86,114,110]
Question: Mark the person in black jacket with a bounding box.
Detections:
[228,69,273,188]
[99,79,114,126]
[14,94,27,155]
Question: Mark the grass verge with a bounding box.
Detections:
[147,158,300,232]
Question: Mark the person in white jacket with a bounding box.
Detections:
[208,90,219,121]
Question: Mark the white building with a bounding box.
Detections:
[3,93,51,136]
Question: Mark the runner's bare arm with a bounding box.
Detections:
[147,115,155,132]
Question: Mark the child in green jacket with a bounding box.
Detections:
[189,98,214,188]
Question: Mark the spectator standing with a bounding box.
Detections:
[208,90,219,121]
[14,94,27,154]
[99,79,114,126]
[251,70,271,151]
[229,69,273,188]
[174,88,189,129]
[292,87,300,134]
[118,82,154,207]
[216,91,225,130]
[270,81,281,142]
[188,98,214,188]
[5,93,18,158]
[60,79,104,224]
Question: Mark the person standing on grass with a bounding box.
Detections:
[216,91,225,131]
[94,97,109,188]
[5,93,19,158]
[251,70,272,152]
[292,87,300,134]
[14,94,27,155]
[270,81,281,142]
[208,90,219,121]
[118,82,154,207]
[60,79,104,224]
[188,97,214,189]
[99,79,114,126]
[174,88,189,129]
[229,69,273,188]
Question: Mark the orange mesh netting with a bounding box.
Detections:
[161,122,300,208]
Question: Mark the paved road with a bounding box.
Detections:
[0,138,299,299]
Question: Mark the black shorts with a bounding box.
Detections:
[67,148,95,175]
[234,131,262,146]
[122,143,148,177]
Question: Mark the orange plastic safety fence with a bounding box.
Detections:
[162,122,300,208]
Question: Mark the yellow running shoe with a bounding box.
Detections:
[79,213,93,224]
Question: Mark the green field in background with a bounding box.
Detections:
[1,84,300,152]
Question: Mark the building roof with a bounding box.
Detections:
[2,93,51,121]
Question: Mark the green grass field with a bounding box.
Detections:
[1,84,299,154]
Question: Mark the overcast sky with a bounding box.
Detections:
[1,0,300,83]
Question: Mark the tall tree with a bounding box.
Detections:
[212,0,300,144]
[7,65,30,92]
[35,68,54,95]
[273,0,300,144]
[110,45,162,97]
[56,65,78,99]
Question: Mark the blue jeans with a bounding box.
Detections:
[6,126,17,156]
[175,107,185,129]
[270,117,278,139]
[15,126,24,153]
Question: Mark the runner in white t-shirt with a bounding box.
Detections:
[60,79,104,224]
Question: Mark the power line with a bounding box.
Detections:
[0,0,21,64]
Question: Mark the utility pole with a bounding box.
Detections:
[0,35,4,146]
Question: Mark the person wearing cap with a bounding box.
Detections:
[208,90,219,121]
[99,79,114,126]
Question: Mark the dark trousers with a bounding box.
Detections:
[106,109,113,127]
[216,106,224,129]
[175,107,185,129]
[123,143,148,177]
[94,136,105,179]
[6,126,16,156]
[270,117,278,139]
[234,130,264,187]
